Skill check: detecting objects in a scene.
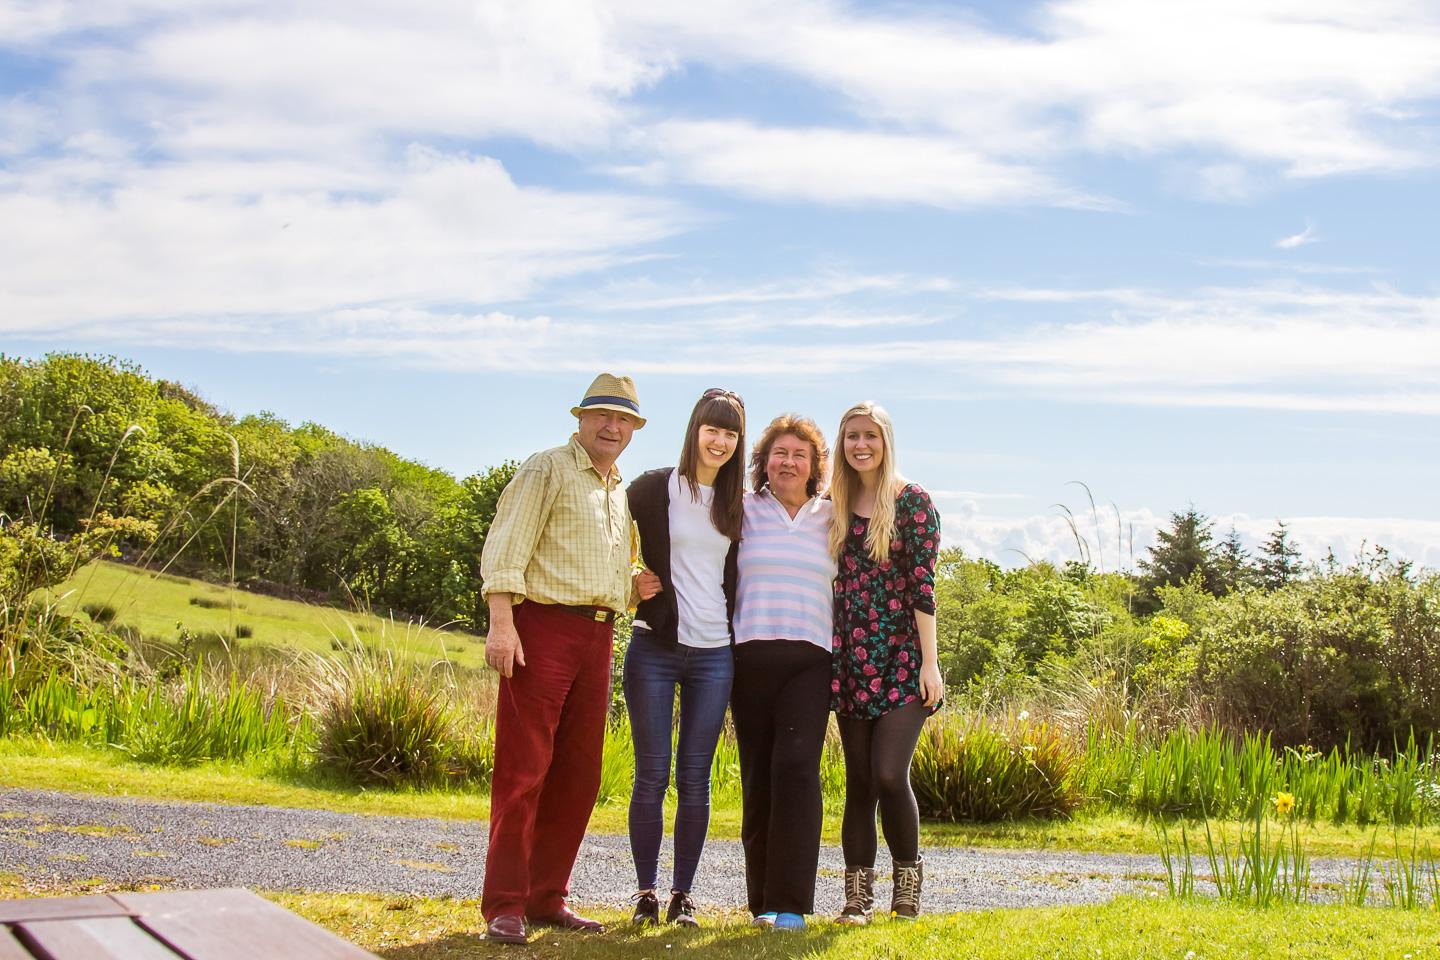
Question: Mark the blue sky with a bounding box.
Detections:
[4,0,1440,568]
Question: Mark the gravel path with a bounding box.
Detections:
[0,788,1359,913]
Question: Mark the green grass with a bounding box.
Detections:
[4,738,1436,858]
[3,875,1437,960]
[46,560,483,669]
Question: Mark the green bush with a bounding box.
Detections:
[80,602,118,624]
[310,647,458,787]
[1193,561,1440,750]
[911,712,1080,821]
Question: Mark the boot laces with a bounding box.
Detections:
[843,871,866,911]
[893,863,921,910]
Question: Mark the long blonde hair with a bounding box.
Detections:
[829,401,905,562]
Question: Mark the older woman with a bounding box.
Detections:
[730,414,835,931]
[828,401,941,924]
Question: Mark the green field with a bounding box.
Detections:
[4,874,1438,960]
[48,560,484,670]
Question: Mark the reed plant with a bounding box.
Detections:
[1340,829,1380,906]
[1081,722,1437,828]
[1194,792,1309,907]
[1154,819,1195,900]
[1379,826,1433,910]
[911,711,1080,822]
[596,715,636,805]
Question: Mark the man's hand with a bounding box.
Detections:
[486,620,525,677]
[485,593,525,677]
[635,568,662,601]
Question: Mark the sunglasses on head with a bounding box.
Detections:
[702,387,744,406]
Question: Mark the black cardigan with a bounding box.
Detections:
[627,467,739,647]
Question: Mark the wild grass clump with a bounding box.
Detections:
[911,712,1080,822]
[80,602,118,623]
[114,663,299,765]
[234,623,253,639]
[308,644,459,787]
[4,645,300,766]
[189,595,225,609]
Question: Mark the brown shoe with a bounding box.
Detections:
[529,905,605,933]
[486,914,528,944]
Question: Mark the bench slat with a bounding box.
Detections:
[16,917,183,960]
[138,913,377,960]
[0,927,33,960]
[109,889,262,916]
[0,896,130,925]
[115,890,376,960]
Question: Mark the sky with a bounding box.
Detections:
[3,0,1440,570]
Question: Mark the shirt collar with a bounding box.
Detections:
[568,434,622,486]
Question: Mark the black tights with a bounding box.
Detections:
[837,700,929,866]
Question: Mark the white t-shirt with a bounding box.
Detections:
[667,470,733,648]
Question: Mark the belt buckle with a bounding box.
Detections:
[593,609,607,623]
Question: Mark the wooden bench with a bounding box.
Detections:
[0,888,379,959]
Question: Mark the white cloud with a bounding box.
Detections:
[15,268,1439,419]
[1276,220,1320,249]
[575,272,955,311]
[627,121,1104,209]
[15,0,670,154]
[9,0,1439,241]
[616,0,1440,184]
[0,149,685,329]
[949,504,1440,570]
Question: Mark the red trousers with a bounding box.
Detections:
[482,601,614,920]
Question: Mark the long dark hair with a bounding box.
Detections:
[677,389,746,541]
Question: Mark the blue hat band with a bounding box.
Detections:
[579,394,640,413]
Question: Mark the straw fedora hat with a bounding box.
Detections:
[571,373,646,428]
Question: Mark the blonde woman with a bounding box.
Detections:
[827,401,941,924]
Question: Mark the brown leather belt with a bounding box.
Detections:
[557,604,618,624]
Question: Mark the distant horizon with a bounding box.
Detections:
[9,349,1434,573]
[5,1,1439,568]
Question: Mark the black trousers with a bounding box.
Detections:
[730,639,832,916]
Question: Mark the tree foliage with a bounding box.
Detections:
[0,354,514,627]
[1257,520,1303,590]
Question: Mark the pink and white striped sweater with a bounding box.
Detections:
[733,490,835,652]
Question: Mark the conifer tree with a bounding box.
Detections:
[1138,507,1221,598]
[1214,524,1255,593]
[1258,520,1303,589]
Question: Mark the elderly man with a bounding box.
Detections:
[479,373,645,945]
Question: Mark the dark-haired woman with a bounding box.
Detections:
[828,401,941,924]
[731,414,835,931]
[624,388,746,927]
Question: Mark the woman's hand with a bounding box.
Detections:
[634,568,662,601]
[919,661,944,707]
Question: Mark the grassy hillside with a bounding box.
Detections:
[47,560,485,671]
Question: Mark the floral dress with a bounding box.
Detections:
[831,483,941,720]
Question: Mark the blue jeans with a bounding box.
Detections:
[622,626,734,893]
